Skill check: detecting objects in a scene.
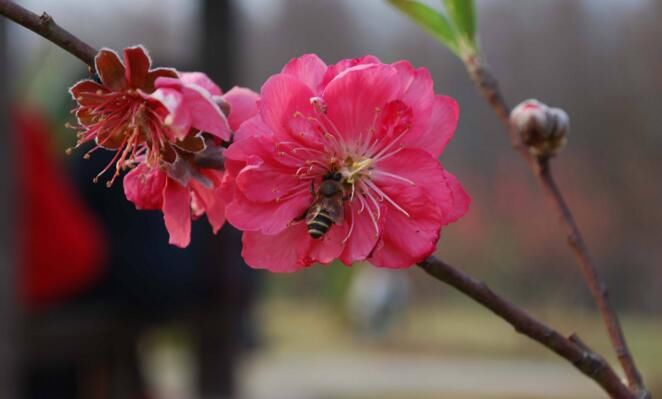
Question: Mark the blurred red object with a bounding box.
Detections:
[16,107,107,310]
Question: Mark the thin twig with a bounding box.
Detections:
[418,256,634,399]
[0,0,96,68]
[463,54,648,397]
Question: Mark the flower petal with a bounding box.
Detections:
[234,115,273,142]
[95,48,128,91]
[369,205,441,268]
[321,55,381,87]
[235,162,307,203]
[179,72,223,96]
[402,95,459,157]
[241,224,314,272]
[339,202,384,265]
[69,80,108,105]
[282,53,328,93]
[259,73,321,146]
[222,86,259,131]
[123,164,166,210]
[323,64,400,142]
[225,188,309,235]
[439,169,471,225]
[124,45,151,89]
[144,67,178,92]
[163,178,192,248]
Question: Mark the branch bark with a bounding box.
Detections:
[0,0,96,69]
[418,256,634,399]
[463,55,648,397]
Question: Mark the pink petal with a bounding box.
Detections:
[234,115,273,142]
[235,161,306,202]
[95,48,128,91]
[163,178,192,248]
[439,169,471,225]
[374,148,465,222]
[205,185,227,234]
[367,149,470,267]
[259,73,321,146]
[393,60,434,112]
[339,202,384,265]
[225,188,309,235]
[124,45,151,88]
[402,95,459,157]
[369,205,441,268]
[184,86,230,140]
[179,72,223,96]
[323,64,400,142]
[150,87,189,141]
[241,224,314,272]
[321,55,381,87]
[190,173,226,234]
[282,54,328,93]
[307,222,347,265]
[222,86,259,131]
[152,79,231,141]
[123,164,166,210]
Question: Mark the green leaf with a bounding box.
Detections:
[442,0,476,42]
[388,0,459,54]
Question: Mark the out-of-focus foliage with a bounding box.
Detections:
[388,0,477,59]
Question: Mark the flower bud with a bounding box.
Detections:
[510,99,569,158]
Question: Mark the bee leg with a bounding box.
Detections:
[310,181,316,196]
[292,208,309,223]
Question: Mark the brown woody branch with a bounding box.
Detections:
[418,256,634,399]
[463,55,648,398]
[0,0,96,69]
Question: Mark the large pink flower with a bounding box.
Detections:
[223,54,470,271]
[124,86,259,247]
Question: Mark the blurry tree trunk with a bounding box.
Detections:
[0,17,17,399]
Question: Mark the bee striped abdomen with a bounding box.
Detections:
[307,210,334,239]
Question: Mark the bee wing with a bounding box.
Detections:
[321,196,345,225]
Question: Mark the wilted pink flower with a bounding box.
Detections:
[124,86,259,247]
[69,46,229,185]
[223,54,470,271]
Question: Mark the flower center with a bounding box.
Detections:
[340,156,373,185]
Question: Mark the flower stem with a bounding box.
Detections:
[0,0,97,69]
[463,54,648,398]
[418,256,635,399]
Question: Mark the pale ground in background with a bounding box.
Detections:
[141,299,661,399]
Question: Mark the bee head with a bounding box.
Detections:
[324,171,342,182]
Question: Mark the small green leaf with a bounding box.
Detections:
[388,0,459,55]
[442,0,476,43]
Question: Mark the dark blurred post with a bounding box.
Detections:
[196,1,251,398]
[201,0,236,89]
[0,17,17,399]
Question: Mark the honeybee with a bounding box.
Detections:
[306,171,346,239]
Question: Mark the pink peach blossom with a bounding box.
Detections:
[124,86,259,247]
[68,46,231,186]
[223,54,470,271]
